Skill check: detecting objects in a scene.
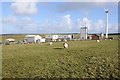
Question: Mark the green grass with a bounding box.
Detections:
[2,39,119,78]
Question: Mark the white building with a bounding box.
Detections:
[80,27,88,40]
[58,35,63,39]
[45,35,58,41]
[40,39,45,43]
[45,35,73,42]
[5,38,15,42]
[62,35,72,40]
[5,38,15,45]
[24,35,42,43]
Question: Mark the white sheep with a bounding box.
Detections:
[64,39,67,42]
[63,43,68,48]
[49,42,53,45]
[96,40,100,42]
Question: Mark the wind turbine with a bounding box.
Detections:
[104,9,109,38]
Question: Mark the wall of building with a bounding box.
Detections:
[24,37,35,42]
[45,35,53,38]
[58,35,63,38]
[92,35,99,40]
[52,35,58,39]
[45,35,72,42]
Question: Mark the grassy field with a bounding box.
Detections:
[2,39,119,78]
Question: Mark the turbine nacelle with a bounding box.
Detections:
[104,9,109,13]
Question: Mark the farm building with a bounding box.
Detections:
[5,38,15,44]
[80,27,88,40]
[45,35,73,42]
[5,38,15,45]
[24,35,42,43]
[92,34,99,40]
[62,35,72,40]
[57,35,63,41]
[58,35,73,41]
[40,39,45,42]
[58,35,63,39]
[5,38,15,42]
[45,35,58,42]
[87,36,92,39]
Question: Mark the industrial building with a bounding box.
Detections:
[91,33,104,40]
[92,34,100,40]
[45,35,58,42]
[5,38,15,42]
[45,35,73,42]
[5,38,15,44]
[80,27,88,40]
[24,35,45,43]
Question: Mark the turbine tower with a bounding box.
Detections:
[105,9,109,38]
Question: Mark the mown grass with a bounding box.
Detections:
[2,39,119,78]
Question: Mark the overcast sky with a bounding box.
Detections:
[0,1,118,34]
